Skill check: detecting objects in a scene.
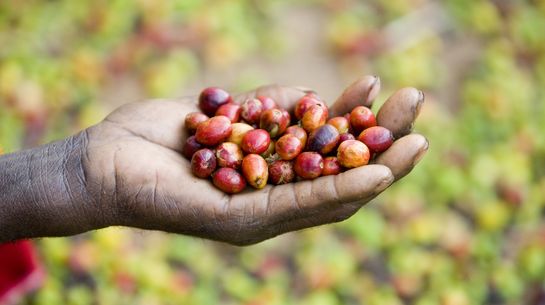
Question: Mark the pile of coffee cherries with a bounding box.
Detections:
[183,87,394,194]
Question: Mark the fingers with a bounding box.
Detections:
[227,164,392,226]
[375,133,428,181]
[329,75,381,116]
[234,84,307,111]
[376,87,424,139]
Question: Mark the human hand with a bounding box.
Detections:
[74,76,427,245]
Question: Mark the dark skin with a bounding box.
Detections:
[0,80,428,245]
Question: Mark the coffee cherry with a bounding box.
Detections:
[260,108,289,138]
[228,123,254,146]
[338,133,355,144]
[185,112,209,134]
[191,149,217,178]
[275,134,304,160]
[294,95,326,119]
[294,152,323,179]
[212,168,246,194]
[350,106,376,134]
[195,116,232,146]
[215,103,241,123]
[322,157,341,176]
[215,142,243,169]
[241,98,263,124]
[257,95,277,111]
[182,135,203,159]
[337,140,370,168]
[327,116,350,134]
[301,104,328,133]
[199,87,232,116]
[284,125,308,147]
[281,109,291,124]
[306,124,340,155]
[268,160,295,185]
[357,126,393,153]
[242,154,268,189]
[241,129,271,154]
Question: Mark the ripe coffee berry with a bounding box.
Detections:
[185,112,209,134]
[306,124,340,155]
[338,133,356,147]
[195,116,232,146]
[358,126,394,154]
[241,129,271,154]
[337,140,370,168]
[241,98,263,124]
[216,142,243,169]
[276,134,304,160]
[260,109,289,138]
[302,104,328,133]
[213,168,246,194]
[183,135,203,159]
[322,157,341,176]
[242,154,269,189]
[350,106,376,133]
[199,87,232,116]
[284,126,308,146]
[268,160,295,185]
[327,116,350,134]
[294,95,326,119]
[191,149,217,178]
[294,152,324,179]
[216,103,241,123]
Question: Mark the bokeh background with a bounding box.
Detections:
[1,0,545,304]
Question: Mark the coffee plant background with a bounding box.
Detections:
[1,0,545,304]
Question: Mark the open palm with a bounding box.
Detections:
[81,78,428,245]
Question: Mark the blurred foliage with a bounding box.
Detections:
[1,0,545,304]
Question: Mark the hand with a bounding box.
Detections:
[76,76,427,245]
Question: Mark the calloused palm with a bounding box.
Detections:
[81,78,428,245]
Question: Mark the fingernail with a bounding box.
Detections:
[412,139,429,166]
[376,170,394,191]
[366,76,381,104]
[418,90,425,103]
[413,90,424,118]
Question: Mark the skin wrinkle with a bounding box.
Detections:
[291,182,305,217]
[64,136,91,228]
[152,170,159,218]
[26,150,39,214]
[264,186,275,221]
[210,203,227,239]
[230,196,249,242]
[37,146,51,215]
[112,148,122,217]
[312,176,341,206]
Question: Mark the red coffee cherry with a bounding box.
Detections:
[191,148,217,178]
[337,140,370,168]
[199,87,232,116]
[294,152,324,179]
[212,168,246,194]
[195,116,232,146]
[241,129,271,154]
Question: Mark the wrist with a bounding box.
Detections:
[0,131,105,242]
